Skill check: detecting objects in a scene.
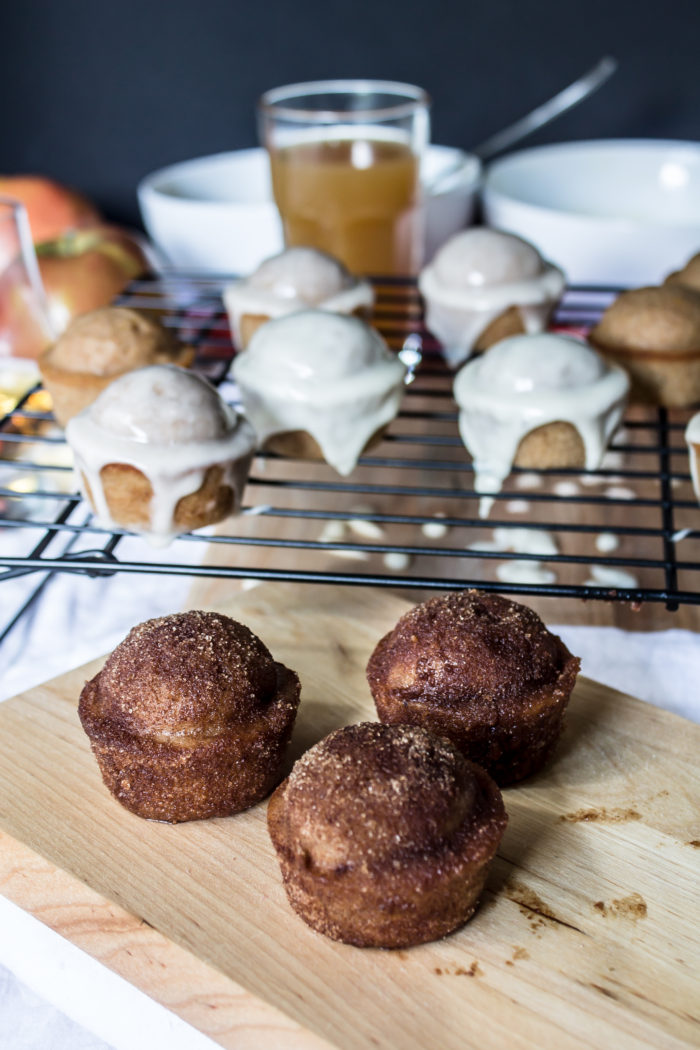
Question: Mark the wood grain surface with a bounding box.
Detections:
[0,583,699,1050]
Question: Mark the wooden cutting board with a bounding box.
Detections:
[0,583,698,1050]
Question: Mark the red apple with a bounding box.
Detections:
[36,226,150,334]
[0,175,101,243]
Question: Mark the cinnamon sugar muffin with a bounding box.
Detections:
[267,722,506,948]
[665,251,700,293]
[79,610,301,822]
[589,285,700,407]
[224,246,374,349]
[39,306,194,426]
[367,590,580,786]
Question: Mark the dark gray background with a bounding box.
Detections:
[2,0,698,226]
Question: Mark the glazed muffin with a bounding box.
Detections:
[453,333,628,515]
[224,247,374,349]
[589,285,700,407]
[665,251,700,293]
[367,590,580,786]
[79,610,301,822]
[418,228,565,367]
[268,722,506,948]
[231,310,406,475]
[66,364,256,545]
[39,306,194,426]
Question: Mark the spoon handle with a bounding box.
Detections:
[473,55,618,162]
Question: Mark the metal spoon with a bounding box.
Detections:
[428,55,618,193]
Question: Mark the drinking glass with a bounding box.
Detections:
[0,197,57,415]
[258,80,430,276]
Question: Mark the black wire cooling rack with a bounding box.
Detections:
[1,273,699,646]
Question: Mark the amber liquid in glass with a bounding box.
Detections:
[269,139,421,276]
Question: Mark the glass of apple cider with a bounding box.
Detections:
[258,80,430,276]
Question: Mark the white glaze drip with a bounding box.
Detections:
[454,333,629,519]
[418,228,565,367]
[492,526,559,556]
[224,247,374,345]
[585,564,639,589]
[66,365,256,546]
[685,411,700,503]
[595,532,620,553]
[231,311,406,476]
[496,560,557,585]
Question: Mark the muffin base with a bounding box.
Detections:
[590,339,700,408]
[474,305,526,351]
[513,420,586,470]
[263,425,387,464]
[79,662,300,822]
[268,761,506,948]
[81,462,242,533]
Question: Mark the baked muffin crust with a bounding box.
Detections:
[39,306,194,425]
[665,252,700,294]
[268,722,507,948]
[590,285,700,406]
[79,611,301,821]
[367,590,580,785]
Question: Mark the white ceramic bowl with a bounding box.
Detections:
[138,145,481,275]
[482,139,700,287]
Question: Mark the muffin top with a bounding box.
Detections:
[590,285,700,353]
[462,332,606,394]
[90,611,279,736]
[432,228,546,289]
[665,252,700,294]
[367,590,570,709]
[83,364,236,443]
[247,247,356,303]
[232,310,405,392]
[48,307,179,375]
[274,722,495,871]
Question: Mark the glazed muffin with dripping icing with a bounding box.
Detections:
[664,251,700,294]
[453,332,628,516]
[231,310,406,475]
[418,228,565,367]
[39,306,194,426]
[267,722,507,948]
[66,364,256,546]
[367,590,580,786]
[223,246,374,349]
[79,610,301,822]
[589,285,700,407]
